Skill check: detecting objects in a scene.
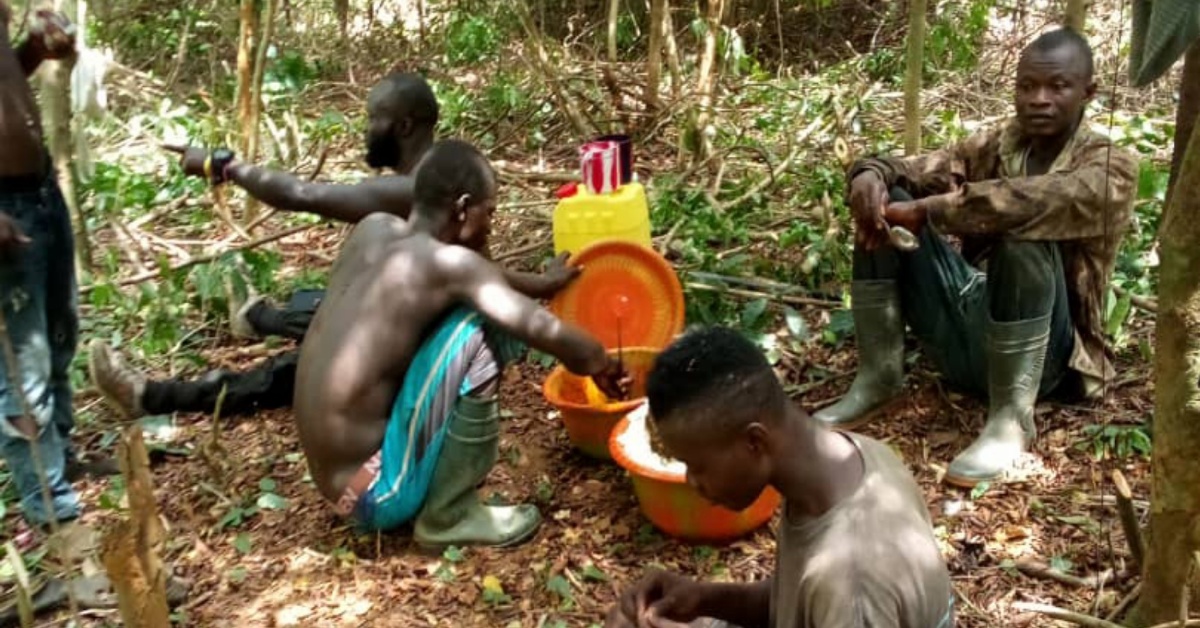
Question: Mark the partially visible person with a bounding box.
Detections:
[604,327,953,628]
[88,72,578,421]
[293,139,626,547]
[164,71,440,341]
[816,28,1137,486]
[0,3,115,533]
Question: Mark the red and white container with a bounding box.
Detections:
[580,141,621,195]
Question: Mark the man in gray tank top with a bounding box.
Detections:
[605,327,953,628]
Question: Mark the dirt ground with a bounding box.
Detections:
[52,303,1154,627]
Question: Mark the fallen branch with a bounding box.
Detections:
[496,166,578,184]
[784,370,852,396]
[1113,285,1158,313]
[495,239,551,263]
[1105,583,1140,622]
[1016,601,1200,628]
[657,217,686,256]
[1016,559,1113,589]
[1112,470,1145,570]
[1012,602,1126,628]
[685,281,840,308]
[80,224,314,294]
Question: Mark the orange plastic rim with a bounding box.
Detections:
[609,412,780,542]
[549,240,684,350]
[542,347,658,459]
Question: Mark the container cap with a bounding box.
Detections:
[550,240,685,350]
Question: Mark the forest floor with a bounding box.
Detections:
[46,219,1156,628]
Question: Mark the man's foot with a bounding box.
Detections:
[225,274,262,339]
[812,280,905,429]
[65,456,121,482]
[414,503,542,554]
[87,341,147,419]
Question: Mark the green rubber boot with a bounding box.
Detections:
[814,280,905,429]
[945,315,1048,487]
[414,396,541,552]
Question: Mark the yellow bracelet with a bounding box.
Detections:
[203,156,213,181]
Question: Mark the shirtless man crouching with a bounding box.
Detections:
[294,139,625,549]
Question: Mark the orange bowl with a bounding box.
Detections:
[609,408,781,543]
[542,347,658,460]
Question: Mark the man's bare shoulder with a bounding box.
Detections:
[425,241,495,285]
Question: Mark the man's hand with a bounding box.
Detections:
[884,198,928,237]
[592,355,632,401]
[0,213,32,259]
[162,145,236,184]
[541,252,582,296]
[607,570,706,628]
[848,170,890,251]
[26,11,76,61]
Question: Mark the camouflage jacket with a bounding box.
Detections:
[850,118,1139,398]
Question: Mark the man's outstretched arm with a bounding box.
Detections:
[225,163,415,224]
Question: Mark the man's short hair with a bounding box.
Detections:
[646,326,787,434]
[378,71,439,126]
[1025,28,1094,80]
[413,139,493,217]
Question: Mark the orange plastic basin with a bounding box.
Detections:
[609,409,781,543]
[542,347,658,460]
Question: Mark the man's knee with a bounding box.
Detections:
[988,240,1059,286]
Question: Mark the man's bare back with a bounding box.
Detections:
[295,212,614,502]
[295,213,456,500]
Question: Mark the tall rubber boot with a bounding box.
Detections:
[945,314,1049,487]
[814,280,905,429]
[413,396,541,552]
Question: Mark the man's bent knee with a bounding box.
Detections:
[988,240,1059,284]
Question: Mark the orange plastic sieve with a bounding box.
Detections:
[549,240,685,351]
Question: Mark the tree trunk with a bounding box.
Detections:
[1133,92,1200,627]
[663,3,682,100]
[691,0,726,162]
[234,0,257,158]
[1065,0,1086,32]
[243,0,279,225]
[645,0,665,110]
[607,0,619,64]
[903,0,927,155]
[335,0,349,40]
[40,0,91,277]
[1167,43,1200,206]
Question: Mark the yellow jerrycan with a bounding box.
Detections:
[552,182,652,256]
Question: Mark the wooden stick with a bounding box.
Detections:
[80,224,314,294]
[1105,583,1140,622]
[1113,285,1158,313]
[101,426,170,627]
[1016,559,1113,589]
[1112,469,1146,569]
[1011,602,1127,628]
[495,240,550,262]
[685,282,841,308]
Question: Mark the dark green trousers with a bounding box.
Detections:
[853,187,1076,399]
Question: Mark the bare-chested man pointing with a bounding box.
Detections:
[294,139,625,548]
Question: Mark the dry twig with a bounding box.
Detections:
[1112,470,1145,570]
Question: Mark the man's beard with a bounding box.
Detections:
[365,134,399,170]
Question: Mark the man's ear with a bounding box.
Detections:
[1084,80,1098,102]
[744,423,771,456]
[398,116,414,137]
